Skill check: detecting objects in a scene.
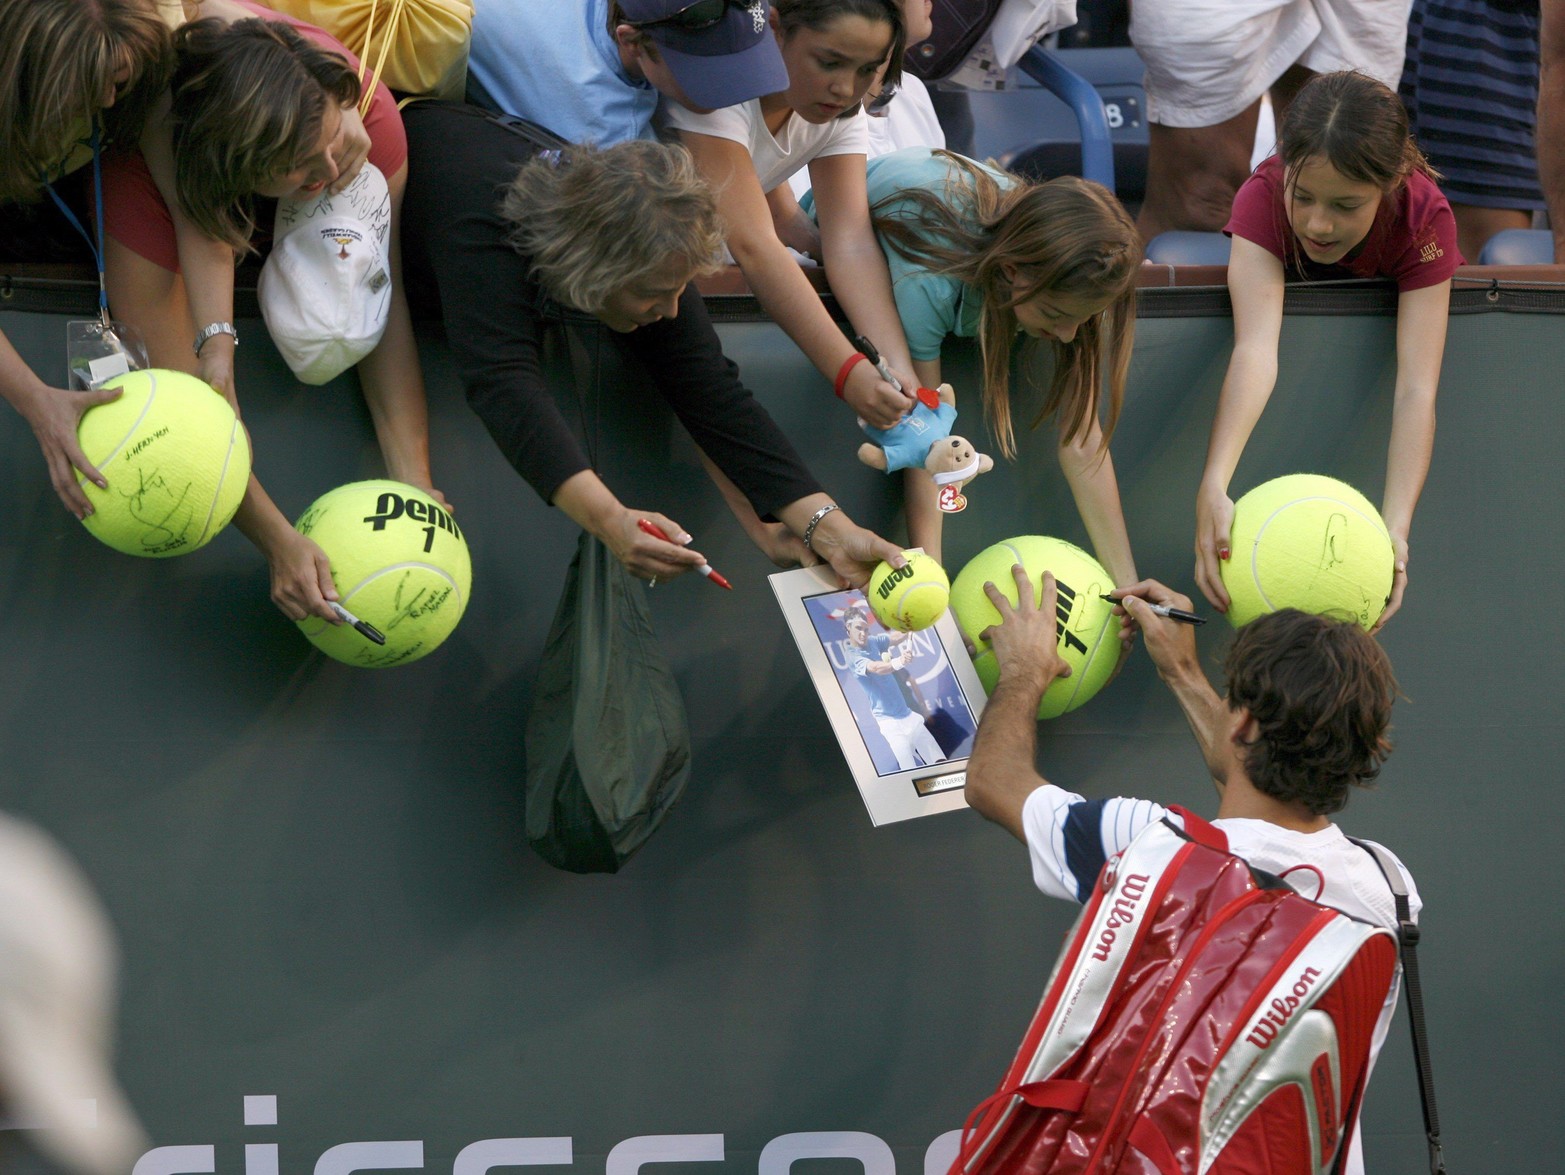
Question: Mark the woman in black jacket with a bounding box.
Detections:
[400,103,902,589]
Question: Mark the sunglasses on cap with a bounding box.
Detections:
[627,0,756,31]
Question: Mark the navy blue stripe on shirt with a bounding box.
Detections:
[1063,798,1113,902]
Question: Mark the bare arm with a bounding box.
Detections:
[697,449,819,570]
[139,101,241,404]
[676,130,911,427]
[1114,580,1229,792]
[0,327,121,517]
[1541,0,1565,261]
[964,567,1071,841]
[902,356,946,560]
[808,151,916,378]
[230,474,342,622]
[1194,237,1286,611]
[773,491,906,588]
[766,183,822,261]
[1057,412,1137,587]
[552,469,710,583]
[352,161,444,503]
[1375,279,1450,629]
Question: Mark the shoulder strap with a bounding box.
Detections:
[1165,804,1228,852]
[1351,838,1447,1175]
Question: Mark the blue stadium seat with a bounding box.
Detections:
[1144,231,1231,266]
[955,47,1149,202]
[1478,229,1554,265]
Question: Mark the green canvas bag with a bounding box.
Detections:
[524,533,692,873]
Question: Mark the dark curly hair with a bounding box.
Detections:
[1223,609,1398,816]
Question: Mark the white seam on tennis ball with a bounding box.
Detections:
[194,416,242,545]
[1250,495,1390,613]
[1055,594,1115,711]
[963,542,1028,652]
[339,561,464,606]
[77,371,157,482]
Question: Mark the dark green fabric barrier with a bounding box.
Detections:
[0,294,1558,1174]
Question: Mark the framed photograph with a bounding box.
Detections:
[769,562,988,825]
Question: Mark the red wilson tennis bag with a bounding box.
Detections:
[953,809,1399,1175]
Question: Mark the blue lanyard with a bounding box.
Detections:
[45,125,110,323]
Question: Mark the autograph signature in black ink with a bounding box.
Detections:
[355,641,426,668]
[384,571,454,631]
[119,465,194,554]
[1316,512,1349,571]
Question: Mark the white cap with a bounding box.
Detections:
[259,162,393,385]
[0,814,145,1175]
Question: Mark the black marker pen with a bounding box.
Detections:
[1100,593,1206,625]
[330,602,387,645]
[852,333,903,393]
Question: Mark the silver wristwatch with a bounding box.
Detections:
[193,321,238,356]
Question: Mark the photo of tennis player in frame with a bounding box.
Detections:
[770,563,988,825]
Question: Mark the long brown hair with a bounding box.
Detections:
[1277,71,1436,190]
[874,152,1141,459]
[0,0,173,202]
[1273,71,1438,275]
[170,17,360,252]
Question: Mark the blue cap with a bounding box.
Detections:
[619,0,788,111]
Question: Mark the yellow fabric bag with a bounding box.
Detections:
[261,0,473,104]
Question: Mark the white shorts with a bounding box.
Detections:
[1130,0,1412,128]
[874,711,943,770]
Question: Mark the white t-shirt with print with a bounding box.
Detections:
[663,97,869,193]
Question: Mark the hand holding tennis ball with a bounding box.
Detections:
[950,536,1118,719]
[867,550,949,631]
[1217,474,1394,631]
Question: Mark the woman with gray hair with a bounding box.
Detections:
[400,102,902,587]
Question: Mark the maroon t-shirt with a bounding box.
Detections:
[1224,156,1462,292]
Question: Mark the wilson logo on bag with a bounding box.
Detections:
[953,811,1398,1174]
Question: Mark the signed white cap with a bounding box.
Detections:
[0,814,145,1175]
[260,162,393,385]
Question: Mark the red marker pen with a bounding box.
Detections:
[637,519,733,590]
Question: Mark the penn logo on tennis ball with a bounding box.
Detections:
[875,562,917,600]
[1054,579,1089,655]
[362,491,463,541]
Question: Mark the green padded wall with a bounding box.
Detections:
[0,289,1559,1173]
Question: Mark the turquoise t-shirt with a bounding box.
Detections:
[867,148,1017,362]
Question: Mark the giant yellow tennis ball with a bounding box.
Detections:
[1220,474,1394,631]
[76,368,250,557]
[950,536,1119,719]
[294,480,471,668]
[868,550,949,631]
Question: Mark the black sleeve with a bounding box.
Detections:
[399,104,590,505]
[624,288,823,521]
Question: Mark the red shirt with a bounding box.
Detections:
[103,0,407,271]
[1224,156,1462,292]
